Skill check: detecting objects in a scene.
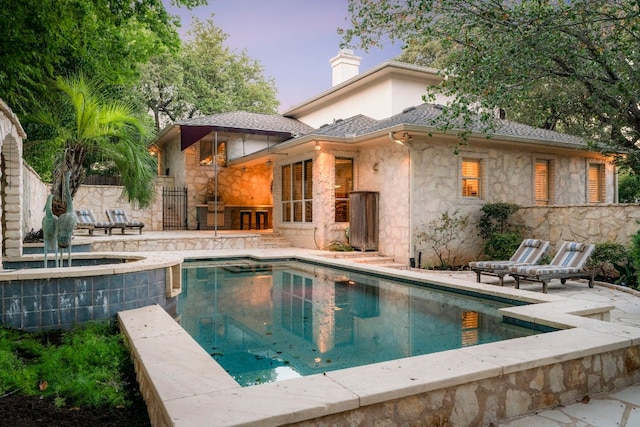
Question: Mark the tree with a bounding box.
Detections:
[341,0,640,172]
[138,16,279,129]
[27,75,157,216]
[0,0,206,115]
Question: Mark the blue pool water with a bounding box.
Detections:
[177,259,542,387]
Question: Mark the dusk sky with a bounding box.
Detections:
[163,0,403,112]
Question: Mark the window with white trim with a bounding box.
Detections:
[282,160,313,222]
[461,158,482,198]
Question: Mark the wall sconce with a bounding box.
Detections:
[266,159,273,168]
[314,141,321,151]
[372,162,379,172]
[388,131,412,145]
[241,166,247,173]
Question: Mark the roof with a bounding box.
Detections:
[177,111,313,137]
[176,111,314,150]
[307,103,586,148]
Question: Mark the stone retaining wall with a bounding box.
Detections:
[293,346,640,426]
[513,204,640,251]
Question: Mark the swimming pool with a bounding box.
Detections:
[177,259,543,386]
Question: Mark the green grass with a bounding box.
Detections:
[0,320,134,408]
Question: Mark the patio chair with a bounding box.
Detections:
[74,209,115,235]
[469,238,550,286]
[509,241,596,293]
[105,208,145,234]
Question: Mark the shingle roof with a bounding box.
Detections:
[177,111,314,137]
[358,103,586,146]
[313,115,379,137]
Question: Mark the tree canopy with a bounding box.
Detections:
[0,0,208,115]
[341,0,640,172]
[138,16,279,129]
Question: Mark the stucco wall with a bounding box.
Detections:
[21,162,49,235]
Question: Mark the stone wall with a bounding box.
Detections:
[513,204,640,252]
[294,346,640,426]
[0,100,26,258]
[73,176,174,231]
[409,138,618,266]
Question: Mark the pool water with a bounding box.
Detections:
[178,260,541,387]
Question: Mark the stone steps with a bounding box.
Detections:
[257,233,292,249]
[321,251,408,270]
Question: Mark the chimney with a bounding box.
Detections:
[330,49,361,86]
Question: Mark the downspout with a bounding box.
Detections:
[614,164,619,203]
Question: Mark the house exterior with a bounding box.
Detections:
[155,50,616,266]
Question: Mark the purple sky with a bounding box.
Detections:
[163,0,403,112]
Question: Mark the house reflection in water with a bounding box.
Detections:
[178,261,533,386]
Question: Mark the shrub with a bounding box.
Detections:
[477,202,521,240]
[484,231,522,260]
[588,242,637,287]
[415,209,469,269]
[477,202,522,259]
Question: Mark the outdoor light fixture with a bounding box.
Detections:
[266,159,273,168]
[388,131,412,145]
[315,141,321,151]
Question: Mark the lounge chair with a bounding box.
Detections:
[469,238,550,286]
[509,241,596,293]
[74,209,115,235]
[106,208,144,234]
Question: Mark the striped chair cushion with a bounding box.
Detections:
[76,209,94,224]
[511,265,582,275]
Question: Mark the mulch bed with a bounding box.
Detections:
[0,393,151,426]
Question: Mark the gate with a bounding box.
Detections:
[162,187,188,230]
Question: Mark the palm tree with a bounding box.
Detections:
[28,74,157,216]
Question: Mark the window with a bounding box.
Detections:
[588,163,605,203]
[335,158,353,222]
[199,140,227,167]
[535,159,551,205]
[461,159,482,197]
[282,160,313,222]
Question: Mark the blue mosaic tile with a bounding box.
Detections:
[76,307,93,323]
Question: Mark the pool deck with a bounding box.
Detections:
[81,231,640,426]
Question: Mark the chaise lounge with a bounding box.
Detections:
[106,208,145,234]
[75,209,116,235]
[469,238,550,286]
[508,241,596,293]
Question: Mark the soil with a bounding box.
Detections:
[0,326,151,426]
[0,393,151,426]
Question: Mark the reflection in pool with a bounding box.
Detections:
[178,260,542,387]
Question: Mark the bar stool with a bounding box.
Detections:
[239,210,252,229]
[255,210,268,229]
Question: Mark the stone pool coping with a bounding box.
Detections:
[1,252,183,281]
[118,252,640,426]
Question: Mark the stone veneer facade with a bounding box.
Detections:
[291,346,640,426]
[0,100,26,259]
